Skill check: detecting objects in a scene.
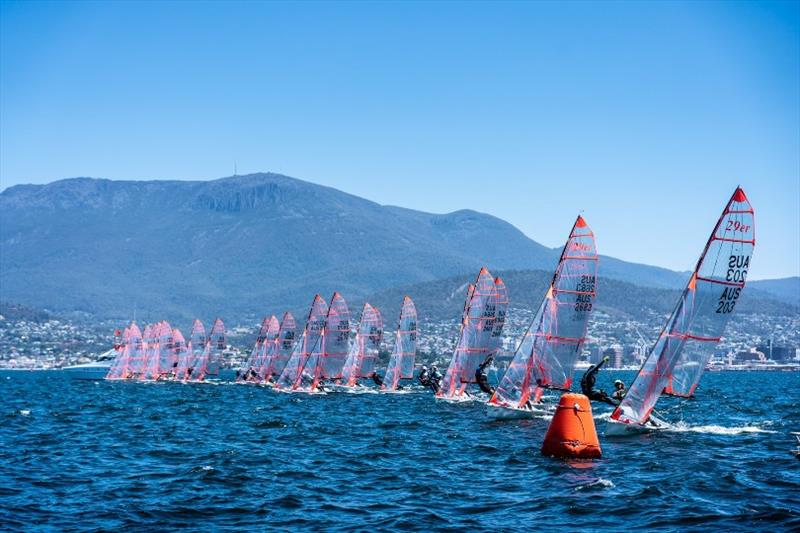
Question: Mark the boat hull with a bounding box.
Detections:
[605,415,669,436]
[63,364,111,380]
[484,402,552,420]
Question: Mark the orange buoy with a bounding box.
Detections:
[541,393,602,459]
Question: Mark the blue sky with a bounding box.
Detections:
[1,1,798,280]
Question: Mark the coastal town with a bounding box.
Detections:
[1,301,797,372]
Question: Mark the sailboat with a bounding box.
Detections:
[437,268,504,401]
[204,318,226,379]
[274,295,329,392]
[177,319,206,381]
[171,328,188,380]
[262,312,297,382]
[381,296,418,392]
[488,215,598,418]
[607,188,755,435]
[340,303,383,388]
[297,292,351,393]
[105,326,131,380]
[239,316,273,382]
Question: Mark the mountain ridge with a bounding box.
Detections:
[0,172,787,322]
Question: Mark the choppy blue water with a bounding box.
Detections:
[1,370,798,531]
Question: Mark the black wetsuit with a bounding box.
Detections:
[371,373,384,386]
[418,369,430,387]
[580,359,618,406]
[429,368,442,394]
[475,356,495,395]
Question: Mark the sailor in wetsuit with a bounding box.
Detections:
[475,354,495,395]
[371,372,384,387]
[611,379,626,402]
[418,365,430,386]
[580,356,618,406]
[429,364,443,394]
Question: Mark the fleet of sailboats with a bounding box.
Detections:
[103,187,755,437]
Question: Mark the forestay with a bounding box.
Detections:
[490,216,598,409]
[381,296,418,392]
[612,188,755,426]
[341,303,383,386]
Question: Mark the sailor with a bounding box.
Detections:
[580,356,617,406]
[418,365,430,386]
[429,364,443,393]
[611,379,626,402]
[475,354,495,395]
[235,370,242,381]
[371,372,384,387]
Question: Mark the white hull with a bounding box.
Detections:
[605,415,669,436]
[63,363,111,380]
[484,402,552,420]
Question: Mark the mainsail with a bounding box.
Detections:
[611,188,755,426]
[252,316,280,380]
[438,268,499,399]
[275,295,328,390]
[491,216,598,409]
[205,318,226,378]
[264,312,297,381]
[179,319,206,381]
[105,326,131,380]
[315,292,351,381]
[241,317,272,380]
[381,296,418,392]
[171,328,188,379]
[341,303,383,386]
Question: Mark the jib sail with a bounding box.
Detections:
[491,216,598,408]
[381,297,418,392]
[612,188,755,426]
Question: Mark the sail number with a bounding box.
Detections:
[574,275,595,313]
[725,255,749,283]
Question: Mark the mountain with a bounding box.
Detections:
[364,269,795,325]
[0,172,773,322]
[748,277,800,306]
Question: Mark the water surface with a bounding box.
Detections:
[1,371,798,531]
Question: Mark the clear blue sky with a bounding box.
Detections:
[1,0,798,280]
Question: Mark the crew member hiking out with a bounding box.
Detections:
[475,354,495,395]
[580,356,617,406]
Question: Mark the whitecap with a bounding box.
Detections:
[668,422,776,435]
[575,478,615,491]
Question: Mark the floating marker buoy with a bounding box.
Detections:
[541,393,601,459]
